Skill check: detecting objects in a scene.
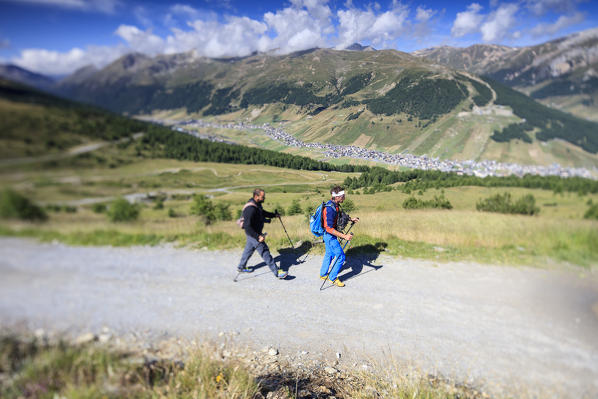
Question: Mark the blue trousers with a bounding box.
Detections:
[238,235,278,276]
[320,233,346,281]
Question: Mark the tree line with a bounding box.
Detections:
[143,126,598,196]
[141,125,369,173]
[343,167,598,195]
[483,77,598,153]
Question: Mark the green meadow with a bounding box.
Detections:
[1,142,597,269]
[1,81,596,269]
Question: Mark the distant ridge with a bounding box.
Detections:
[344,43,376,51]
[412,27,598,121]
[0,64,55,91]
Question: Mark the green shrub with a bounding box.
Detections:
[0,189,47,221]
[584,203,598,220]
[303,203,315,221]
[191,195,232,225]
[476,192,539,215]
[342,198,356,213]
[191,195,216,225]
[511,194,539,215]
[274,203,285,216]
[107,197,139,222]
[92,203,106,213]
[402,196,420,209]
[153,199,164,210]
[477,193,511,213]
[402,194,452,210]
[287,199,302,215]
[45,204,62,212]
[191,194,211,215]
[168,208,177,218]
[213,202,232,221]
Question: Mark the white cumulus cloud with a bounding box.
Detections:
[10,45,128,75]
[264,0,334,53]
[336,4,409,49]
[525,0,581,16]
[6,0,119,13]
[115,25,165,55]
[169,3,201,18]
[480,3,519,42]
[531,12,585,37]
[164,17,268,57]
[451,3,484,38]
[415,6,435,22]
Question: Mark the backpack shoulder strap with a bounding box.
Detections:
[242,201,257,211]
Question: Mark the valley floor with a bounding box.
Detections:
[1,238,597,398]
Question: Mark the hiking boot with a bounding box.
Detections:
[320,274,328,281]
[277,269,288,279]
[237,267,253,273]
[330,278,345,287]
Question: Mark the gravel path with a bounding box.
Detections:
[1,237,597,398]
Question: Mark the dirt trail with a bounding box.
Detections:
[0,237,597,398]
[0,133,143,168]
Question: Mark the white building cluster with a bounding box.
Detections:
[164,118,597,180]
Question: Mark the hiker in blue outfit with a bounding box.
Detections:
[320,186,359,287]
[237,188,288,279]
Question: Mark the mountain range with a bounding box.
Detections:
[1,29,598,169]
[413,27,598,122]
[0,64,56,92]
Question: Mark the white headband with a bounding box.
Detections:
[332,191,345,197]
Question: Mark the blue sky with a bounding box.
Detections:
[0,0,596,75]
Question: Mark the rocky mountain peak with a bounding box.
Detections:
[345,43,376,51]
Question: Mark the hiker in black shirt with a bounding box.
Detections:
[237,188,288,279]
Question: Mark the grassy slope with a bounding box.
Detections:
[0,79,144,159]
[1,149,597,268]
[1,78,597,268]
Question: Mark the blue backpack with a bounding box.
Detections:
[309,202,326,237]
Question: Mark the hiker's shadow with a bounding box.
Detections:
[252,240,318,272]
[338,242,386,282]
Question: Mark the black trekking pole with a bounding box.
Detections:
[342,221,356,241]
[277,215,294,249]
[336,220,356,247]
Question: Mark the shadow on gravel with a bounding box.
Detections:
[320,242,386,290]
[339,242,386,282]
[233,270,272,282]
[277,241,318,272]
[251,241,317,273]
